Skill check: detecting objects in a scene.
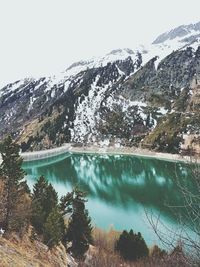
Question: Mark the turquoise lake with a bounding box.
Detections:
[23,153,196,246]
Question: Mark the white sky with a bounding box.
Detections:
[0,0,200,87]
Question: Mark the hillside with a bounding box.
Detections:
[0,233,77,267]
[1,22,200,154]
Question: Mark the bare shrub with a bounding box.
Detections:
[146,157,200,266]
[79,245,191,267]
[92,226,121,252]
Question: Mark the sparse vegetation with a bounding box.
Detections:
[143,111,200,154]
[143,113,184,153]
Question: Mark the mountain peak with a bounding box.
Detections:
[152,21,200,44]
[107,48,135,56]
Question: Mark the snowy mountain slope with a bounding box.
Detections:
[64,21,200,75]
[142,22,200,69]
[1,21,200,153]
[152,22,200,44]
[1,19,200,102]
[0,55,142,142]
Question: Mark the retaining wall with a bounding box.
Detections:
[0,143,71,163]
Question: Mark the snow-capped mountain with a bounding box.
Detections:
[62,21,200,75]
[1,21,200,153]
[152,22,200,44]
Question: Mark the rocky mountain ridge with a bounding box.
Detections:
[1,22,200,153]
[152,21,200,44]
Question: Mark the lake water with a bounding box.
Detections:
[23,152,196,246]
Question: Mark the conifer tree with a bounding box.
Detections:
[0,135,29,232]
[115,230,130,260]
[115,229,149,261]
[31,176,58,234]
[62,188,93,258]
[43,207,65,248]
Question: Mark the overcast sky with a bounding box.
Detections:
[0,0,200,87]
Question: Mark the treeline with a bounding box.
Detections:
[0,135,92,259]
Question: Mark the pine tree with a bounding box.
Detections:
[0,135,25,184]
[115,229,149,261]
[43,207,65,248]
[62,188,93,258]
[0,135,29,232]
[115,230,130,260]
[59,192,73,215]
[45,183,58,216]
[31,176,58,234]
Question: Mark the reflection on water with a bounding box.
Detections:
[23,153,196,245]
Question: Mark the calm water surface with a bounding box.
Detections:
[23,153,196,246]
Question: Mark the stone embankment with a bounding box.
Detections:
[0,143,71,163]
[0,143,197,164]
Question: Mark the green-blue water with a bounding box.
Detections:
[23,153,196,246]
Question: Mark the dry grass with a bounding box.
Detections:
[0,230,76,267]
[17,106,63,145]
[81,227,193,267]
[0,179,7,227]
[92,226,121,252]
[80,248,192,267]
